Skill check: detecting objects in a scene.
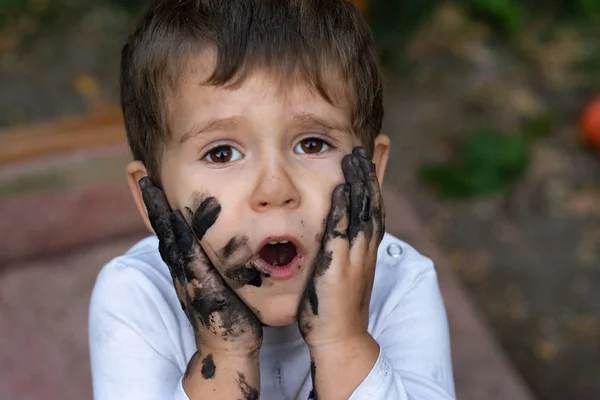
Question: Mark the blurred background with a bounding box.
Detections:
[0,1,599,399]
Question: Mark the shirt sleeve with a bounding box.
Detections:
[89,262,191,400]
[350,262,455,400]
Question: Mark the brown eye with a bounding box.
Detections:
[296,138,329,154]
[204,146,242,163]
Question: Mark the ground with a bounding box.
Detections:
[1,3,599,399]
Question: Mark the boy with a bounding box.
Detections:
[89,0,455,399]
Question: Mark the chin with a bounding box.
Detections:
[253,294,302,327]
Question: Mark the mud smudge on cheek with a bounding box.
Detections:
[201,354,216,379]
[191,197,222,240]
[221,236,249,259]
[225,264,264,288]
[184,352,201,380]
[237,372,259,400]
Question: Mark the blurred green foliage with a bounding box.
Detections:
[466,0,525,36]
[419,129,530,198]
[418,115,553,199]
[369,0,600,55]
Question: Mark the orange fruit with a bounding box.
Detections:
[580,95,600,151]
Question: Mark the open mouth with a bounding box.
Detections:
[255,238,303,280]
[259,240,298,267]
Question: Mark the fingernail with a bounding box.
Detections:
[354,146,368,158]
[139,176,150,189]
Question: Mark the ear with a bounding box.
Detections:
[126,161,155,234]
[372,134,390,187]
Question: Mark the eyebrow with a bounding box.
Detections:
[293,113,350,134]
[180,116,242,144]
[179,113,349,144]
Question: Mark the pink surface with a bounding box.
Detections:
[0,183,145,267]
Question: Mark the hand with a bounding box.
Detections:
[139,177,263,358]
[298,146,385,348]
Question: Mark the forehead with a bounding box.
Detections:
[165,52,352,137]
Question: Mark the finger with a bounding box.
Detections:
[342,154,362,184]
[344,154,373,244]
[347,180,372,245]
[139,177,185,273]
[171,210,217,283]
[315,183,350,275]
[323,183,350,242]
[139,177,174,236]
[352,147,385,240]
[352,146,370,160]
[343,153,369,236]
[172,210,243,332]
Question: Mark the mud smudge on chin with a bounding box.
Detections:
[201,354,216,379]
[221,236,249,259]
[191,197,221,240]
[184,352,201,380]
[225,264,263,288]
[237,372,259,400]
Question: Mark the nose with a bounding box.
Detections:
[250,156,301,212]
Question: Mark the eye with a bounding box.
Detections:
[203,145,242,164]
[294,138,330,155]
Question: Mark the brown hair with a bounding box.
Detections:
[121,0,383,183]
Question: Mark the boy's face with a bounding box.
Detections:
[129,61,389,327]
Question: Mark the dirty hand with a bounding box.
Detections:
[139,177,263,358]
[298,146,385,348]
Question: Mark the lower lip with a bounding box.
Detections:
[255,255,303,281]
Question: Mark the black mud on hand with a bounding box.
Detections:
[140,177,189,288]
[188,202,265,289]
[342,151,373,245]
[297,183,349,337]
[350,146,385,243]
[139,177,262,356]
[237,372,259,400]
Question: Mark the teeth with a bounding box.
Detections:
[267,239,290,245]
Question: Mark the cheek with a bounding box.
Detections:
[183,182,250,255]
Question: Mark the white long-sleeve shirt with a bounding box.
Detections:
[89,233,455,399]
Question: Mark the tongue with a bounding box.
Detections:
[260,242,297,266]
